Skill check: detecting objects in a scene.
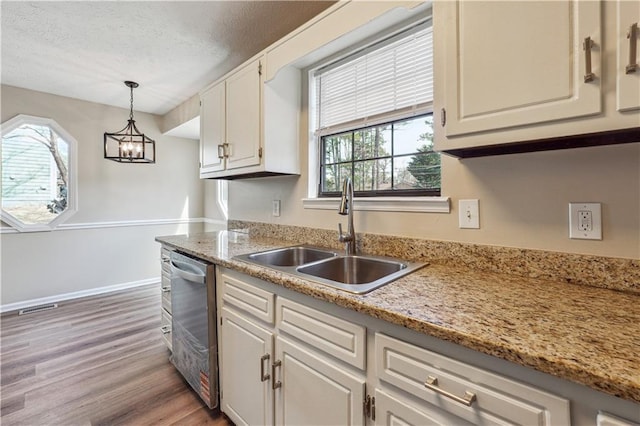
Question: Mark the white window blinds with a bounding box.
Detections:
[315,23,433,135]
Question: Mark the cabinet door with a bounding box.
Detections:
[274,336,365,426]
[200,82,226,174]
[226,57,263,170]
[439,0,601,138]
[616,0,640,111]
[374,389,471,426]
[220,307,274,426]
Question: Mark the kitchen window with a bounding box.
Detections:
[312,22,441,200]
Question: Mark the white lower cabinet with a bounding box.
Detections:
[159,245,173,351]
[220,307,274,426]
[375,333,570,426]
[274,335,366,426]
[218,268,366,426]
[374,388,467,426]
[217,268,636,426]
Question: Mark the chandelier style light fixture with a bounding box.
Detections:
[103,81,156,163]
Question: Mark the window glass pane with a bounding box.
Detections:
[2,124,70,224]
[353,159,391,191]
[396,152,441,190]
[322,163,352,193]
[393,115,434,156]
[354,125,391,160]
[323,132,352,164]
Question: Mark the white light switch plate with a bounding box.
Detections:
[459,199,480,229]
[272,200,281,217]
[569,202,602,240]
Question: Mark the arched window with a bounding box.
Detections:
[1,115,78,232]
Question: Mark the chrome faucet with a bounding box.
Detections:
[338,177,356,255]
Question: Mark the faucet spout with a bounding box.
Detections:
[337,177,356,255]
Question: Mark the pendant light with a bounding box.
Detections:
[103,81,156,163]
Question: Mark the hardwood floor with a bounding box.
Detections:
[0,285,231,425]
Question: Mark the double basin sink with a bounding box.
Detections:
[235,245,425,294]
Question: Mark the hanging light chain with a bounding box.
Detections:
[129,84,134,121]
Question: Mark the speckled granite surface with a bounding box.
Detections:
[156,230,640,403]
[229,220,640,294]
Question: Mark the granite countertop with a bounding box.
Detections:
[156,231,640,404]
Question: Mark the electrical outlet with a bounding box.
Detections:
[569,202,601,240]
[272,200,281,217]
[458,199,480,229]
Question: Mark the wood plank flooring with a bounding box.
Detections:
[0,285,231,425]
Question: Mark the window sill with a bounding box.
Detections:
[302,196,450,213]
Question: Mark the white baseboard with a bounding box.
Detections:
[0,278,160,314]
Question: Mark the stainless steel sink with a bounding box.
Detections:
[235,245,425,294]
[296,255,424,294]
[237,246,338,267]
[297,256,404,284]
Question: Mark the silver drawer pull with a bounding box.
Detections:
[161,325,171,334]
[424,376,477,407]
[627,23,638,74]
[260,354,271,382]
[161,287,171,293]
[583,36,595,82]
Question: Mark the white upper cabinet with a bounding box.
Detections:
[200,58,264,178]
[434,0,640,155]
[225,58,263,171]
[616,0,640,112]
[199,81,225,175]
[199,56,301,179]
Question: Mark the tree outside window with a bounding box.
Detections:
[320,114,440,196]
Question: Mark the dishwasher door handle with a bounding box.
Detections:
[170,260,205,284]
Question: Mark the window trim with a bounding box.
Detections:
[302,196,450,213]
[1,114,78,232]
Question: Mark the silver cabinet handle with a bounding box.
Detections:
[161,287,171,293]
[260,354,271,382]
[424,376,477,407]
[627,23,638,74]
[161,325,171,334]
[223,142,230,158]
[583,36,595,82]
[272,360,282,390]
[217,144,225,160]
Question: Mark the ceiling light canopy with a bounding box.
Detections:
[103,81,156,163]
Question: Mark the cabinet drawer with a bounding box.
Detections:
[161,281,171,313]
[161,247,171,274]
[375,333,570,425]
[161,308,172,351]
[277,297,366,370]
[220,271,275,324]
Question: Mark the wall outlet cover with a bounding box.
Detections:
[569,202,602,240]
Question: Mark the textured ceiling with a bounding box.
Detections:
[1,1,335,115]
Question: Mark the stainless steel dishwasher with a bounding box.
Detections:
[169,251,218,409]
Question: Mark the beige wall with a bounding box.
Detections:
[229,108,640,260]
[159,93,200,134]
[1,85,209,307]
